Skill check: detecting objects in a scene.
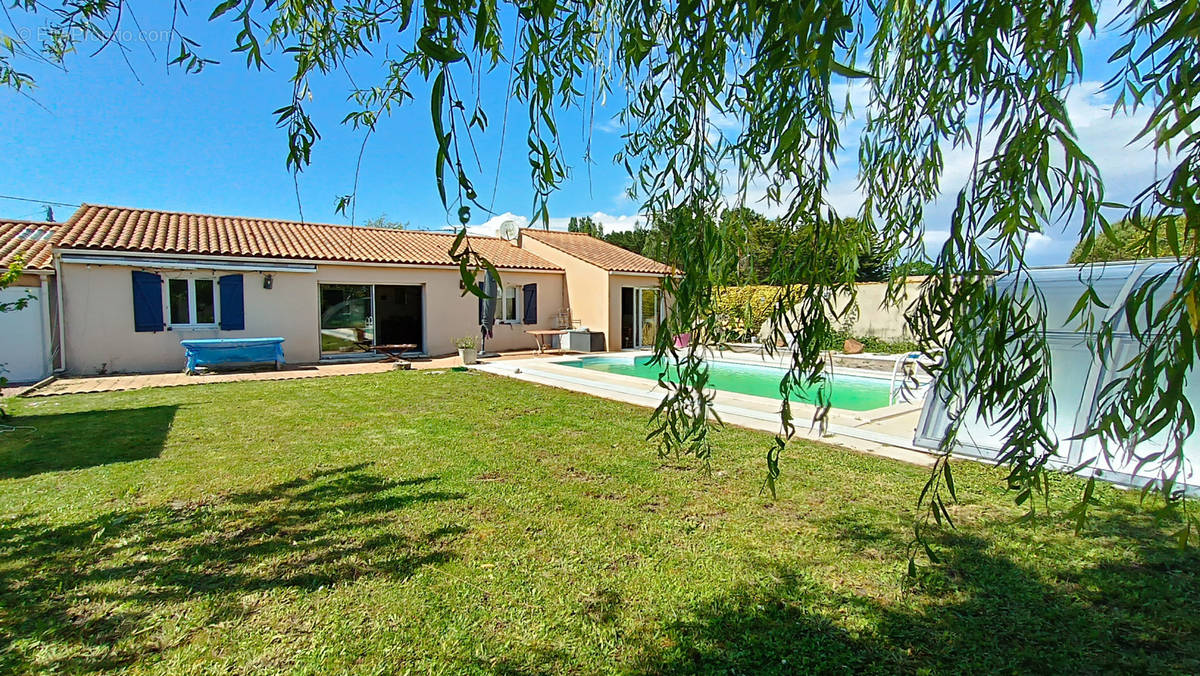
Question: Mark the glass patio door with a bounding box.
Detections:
[634,288,661,348]
[319,284,374,355]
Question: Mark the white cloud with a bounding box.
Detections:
[588,211,645,233]
[931,81,1165,204]
[830,81,873,128]
[1027,231,1054,251]
[468,210,644,237]
[596,115,624,134]
[545,211,645,233]
[923,229,950,251]
[491,86,1159,267]
[826,177,865,215]
[467,212,528,237]
[1066,82,1166,185]
[706,104,741,131]
[875,80,1168,264]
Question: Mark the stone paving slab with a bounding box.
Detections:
[24,362,399,397]
[17,350,573,398]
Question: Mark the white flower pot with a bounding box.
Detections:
[458,348,478,365]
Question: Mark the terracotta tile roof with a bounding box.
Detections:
[0,220,58,272]
[55,204,563,271]
[520,228,672,274]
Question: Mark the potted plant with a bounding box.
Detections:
[455,336,479,365]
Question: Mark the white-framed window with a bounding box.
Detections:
[166,277,219,328]
[499,285,520,323]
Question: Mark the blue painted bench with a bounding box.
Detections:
[180,338,286,374]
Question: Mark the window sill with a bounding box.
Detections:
[168,325,220,332]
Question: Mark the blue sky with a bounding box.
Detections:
[0,4,1164,266]
[0,5,635,232]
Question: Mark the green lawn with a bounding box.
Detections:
[0,371,1196,674]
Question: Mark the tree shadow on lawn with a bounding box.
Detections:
[0,463,465,673]
[0,406,178,480]
[632,521,1200,675]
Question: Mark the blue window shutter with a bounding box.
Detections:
[218,274,245,330]
[131,271,164,332]
[522,283,537,324]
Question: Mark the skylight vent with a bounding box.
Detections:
[16,227,54,241]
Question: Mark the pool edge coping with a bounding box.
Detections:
[473,357,935,468]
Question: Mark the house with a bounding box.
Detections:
[8,204,670,375]
[518,228,673,349]
[0,220,60,383]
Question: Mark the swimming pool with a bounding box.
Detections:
[561,355,895,411]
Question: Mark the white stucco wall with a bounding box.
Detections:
[752,278,927,343]
[314,264,564,357]
[0,282,52,383]
[517,235,670,351]
[839,279,924,340]
[518,236,613,346]
[59,261,564,374]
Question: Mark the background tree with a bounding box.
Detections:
[729,210,892,284]
[364,214,408,229]
[853,224,891,283]
[1069,216,1195,263]
[567,215,604,238]
[722,207,777,282]
[4,0,1197,550]
[603,228,651,257]
[892,260,937,278]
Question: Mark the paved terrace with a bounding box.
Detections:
[9,350,559,398]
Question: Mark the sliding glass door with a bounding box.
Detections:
[319,283,424,356]
[634,287,662,348]
[319,284,373,355]
[374,285,423,352]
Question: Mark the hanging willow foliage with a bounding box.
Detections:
[5,0,1198,550]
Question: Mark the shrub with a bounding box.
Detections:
[711,286,787,342]
[713,285,919,353]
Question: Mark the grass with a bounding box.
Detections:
[0,370,1197,674]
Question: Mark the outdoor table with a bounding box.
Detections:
[352,342,418,369]
[525,330,567,354]
[180,338,285,374]
[371,343,418,361]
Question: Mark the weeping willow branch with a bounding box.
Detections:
[5,0,1199,551]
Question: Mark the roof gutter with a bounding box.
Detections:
[58,251,318,273]
[606,270,669,278]
[54,248,562,274]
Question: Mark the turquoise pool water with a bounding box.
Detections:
[562,355,893,411]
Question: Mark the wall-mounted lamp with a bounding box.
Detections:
[263,274,274,290]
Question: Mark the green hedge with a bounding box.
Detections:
[711,285,785,340]
[711,286,920,354]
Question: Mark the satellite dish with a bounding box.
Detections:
[497,219,520,241]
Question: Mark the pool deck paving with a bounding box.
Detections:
[475,353,935,468]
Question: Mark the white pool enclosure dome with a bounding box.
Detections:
[914,260,1199,494]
